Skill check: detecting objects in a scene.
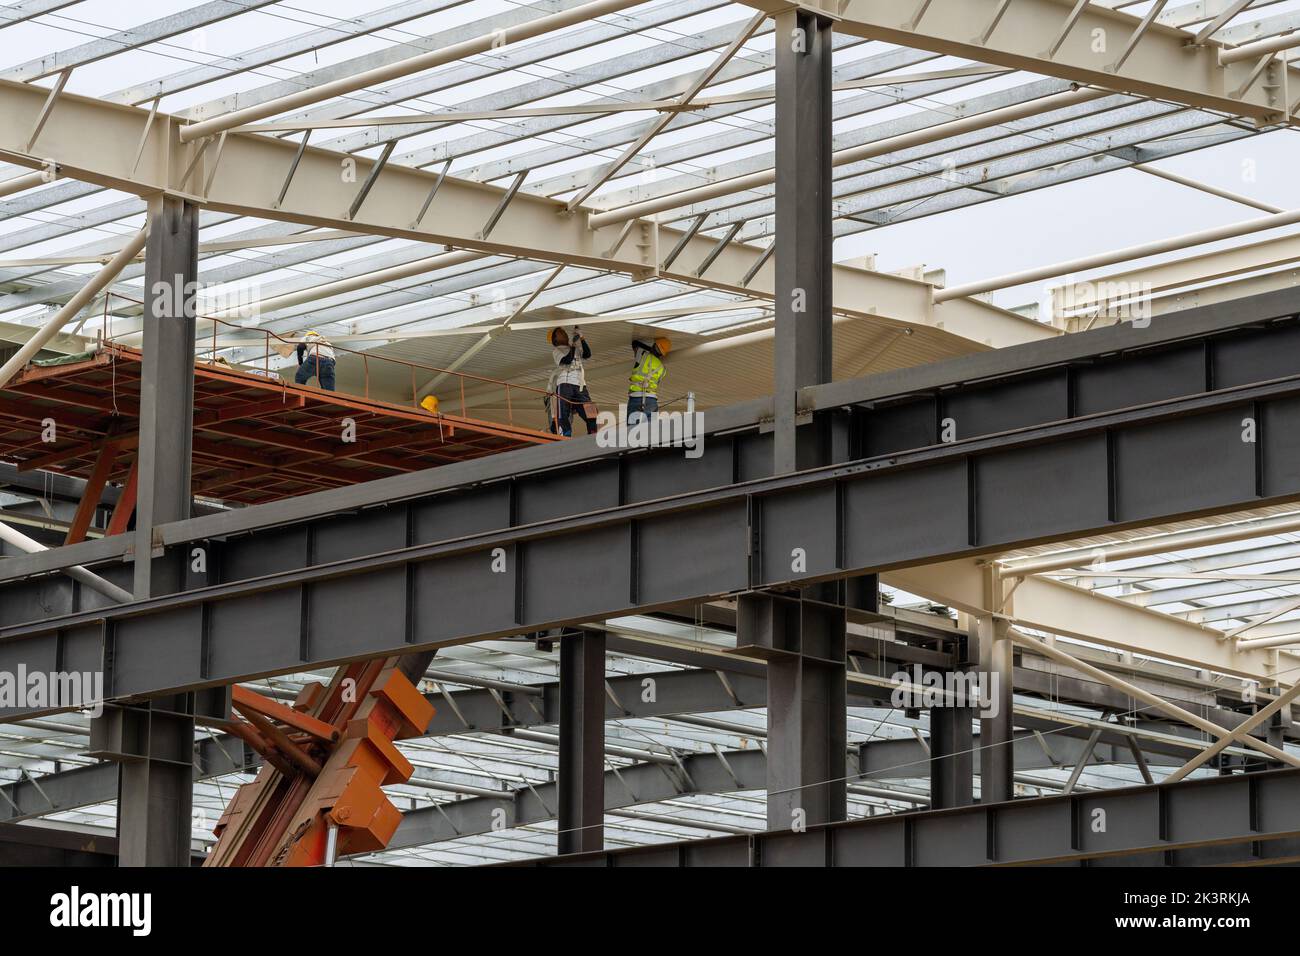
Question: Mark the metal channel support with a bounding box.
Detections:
[773,7,833,474]
[738,590,848,831]
[557,629,606,854]
[114,194,200,867]
[514,767,1300,867]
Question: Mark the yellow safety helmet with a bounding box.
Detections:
[654,336,672,357]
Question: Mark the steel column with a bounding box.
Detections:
[133,194,198,596]
[115,194,200,867]
[930,704,976,809]
[93,694,200,868]
[977,568,1016,804]
[739,591,848,832]
[978,618,1015,804]
[773,8,833,474]
[557,629,605,854]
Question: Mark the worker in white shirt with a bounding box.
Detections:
[549,326,597,436]
[295,329,337,391]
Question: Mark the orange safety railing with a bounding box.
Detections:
[97,293,562,432]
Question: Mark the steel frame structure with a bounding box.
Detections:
[4,0,1300,866]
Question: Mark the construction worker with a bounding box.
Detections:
[295,329,337,391]
[549,326,597,437]
[627,336,669,426]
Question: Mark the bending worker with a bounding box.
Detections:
[295,329,337,392]
[550,326,597,437]
[628,335,670,425]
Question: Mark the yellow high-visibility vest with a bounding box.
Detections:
[629,351,665,396]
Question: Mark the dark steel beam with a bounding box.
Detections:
[7,286,1300,593]
[557,628,605,854]
[1,656,1228,828]
[510,767,1300,867]
[0,731,255,826]
[392,746,769,851]
[0,462,123,508]
[0,822,118,867]
[9,364,1300,710]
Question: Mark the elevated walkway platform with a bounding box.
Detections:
[0,343,557,506]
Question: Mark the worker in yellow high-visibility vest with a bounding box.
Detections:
[628,336,670,426]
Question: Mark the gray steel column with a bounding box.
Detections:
[978,616,1015,804]
[773,8,833,474]
[117,195,199,866]
[929,705,975,809]
[105,695,199,868]
[557,629,605,854]
[133,194,198,597]
[740,592,847,831]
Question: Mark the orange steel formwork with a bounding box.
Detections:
[0,343,557,515]
[205,657,435,867]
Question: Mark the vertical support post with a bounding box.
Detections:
[558,629,605,854]
[930,704,975,809]
[773,8,833,474]
[104,695,201,868]
[133,195,198,597]
[115,194,199,867]
[978,567,1015,804]
[740,592,847,832]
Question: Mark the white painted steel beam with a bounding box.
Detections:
[0,77,1053,349]
[886,559,1290,682]
[176,0,651,142]
[737,0,1296,124]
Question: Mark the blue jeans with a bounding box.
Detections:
[554,383,596,437]
[296,356,336,391]
[627,394,657,425]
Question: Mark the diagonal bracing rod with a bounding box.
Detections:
[1163,678,1300,783]
[1008,628,1300,771]
[0,226,147,389]
[566,11,766,212]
